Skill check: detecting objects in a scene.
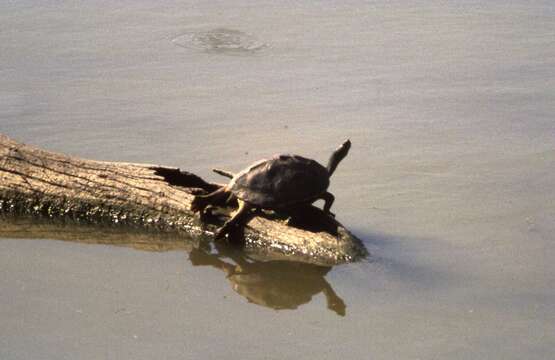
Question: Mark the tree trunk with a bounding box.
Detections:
[0,133,367,265]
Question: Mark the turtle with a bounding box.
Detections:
[191,139,351,239]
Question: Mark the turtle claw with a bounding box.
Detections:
[199,206,215,222]
[214,223,231,240]
[215,222,244,242]
[213,199,251,241]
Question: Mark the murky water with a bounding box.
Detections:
[1,1,554,359]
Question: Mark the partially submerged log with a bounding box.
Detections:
[0,217,197,253]
[0,133,367,265]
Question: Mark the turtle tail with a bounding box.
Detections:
[212,168,234,179]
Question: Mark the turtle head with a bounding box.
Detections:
[326,139,351,177]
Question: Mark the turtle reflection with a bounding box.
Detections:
[0,218,346,316]
[189,242,346,316]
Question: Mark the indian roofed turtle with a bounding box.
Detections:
[191,139,351,239]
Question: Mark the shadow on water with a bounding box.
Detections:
[348,229,459,292]
[0,217,346,316]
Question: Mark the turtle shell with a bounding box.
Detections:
[229,155,329,208]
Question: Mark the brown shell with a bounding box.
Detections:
[229,155,329,208]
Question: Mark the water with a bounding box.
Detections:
[1,1,554,359]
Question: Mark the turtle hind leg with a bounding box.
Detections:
[215,199,253,240]
[191,187,229,213]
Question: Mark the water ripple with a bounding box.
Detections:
[172,28,268,55]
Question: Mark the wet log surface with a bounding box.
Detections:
[0,133,367,265]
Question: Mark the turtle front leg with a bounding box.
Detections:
[215,199,252,240]
[319,192,335,217]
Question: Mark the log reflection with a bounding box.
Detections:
[0,217,346,316]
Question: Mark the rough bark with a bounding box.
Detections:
[0,133,367,265]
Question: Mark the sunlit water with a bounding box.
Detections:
[1,1,554,359]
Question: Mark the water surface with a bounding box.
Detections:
[1,1,554,359]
